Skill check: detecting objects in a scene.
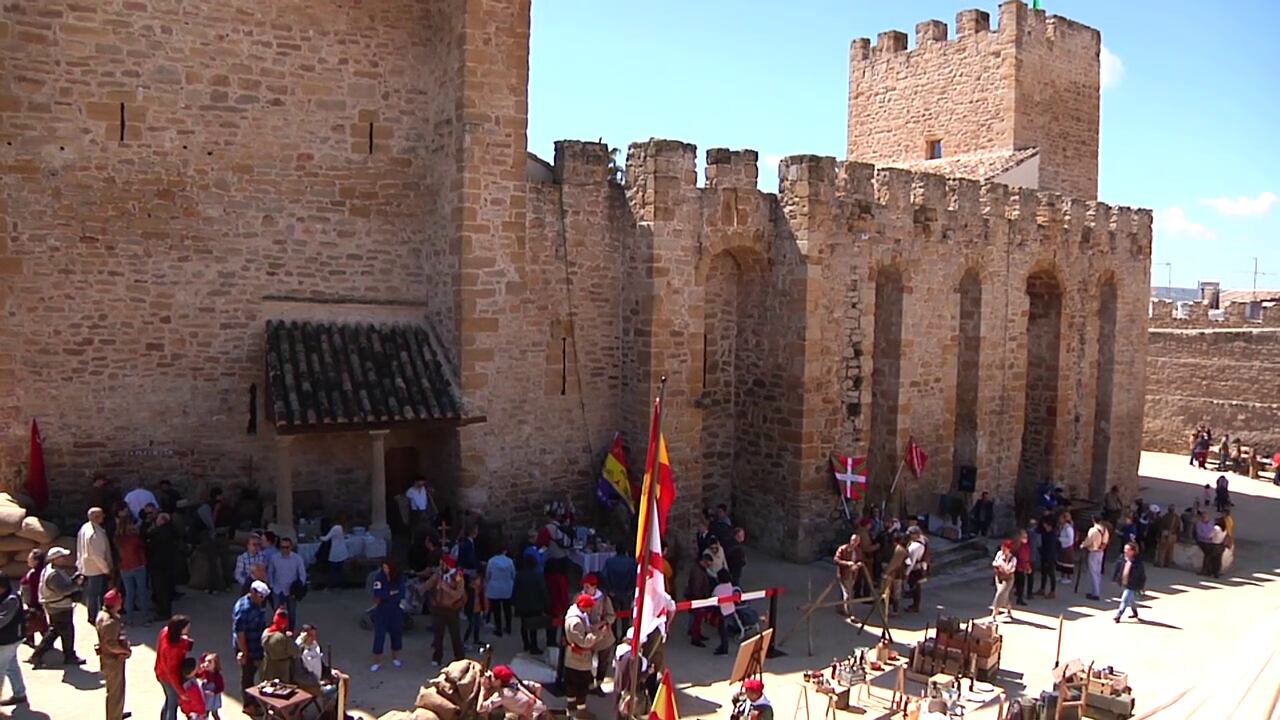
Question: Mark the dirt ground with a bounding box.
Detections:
[5,450,1277,719]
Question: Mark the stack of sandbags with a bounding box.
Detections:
[0,493,59,578]
[376,659,485,720]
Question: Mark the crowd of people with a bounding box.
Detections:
[0,457,1246,719]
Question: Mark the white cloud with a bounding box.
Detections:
[1200,191,1278,217]
[1154,207,1216,240]
[760,154,785,172]
[1100,45,1124,90]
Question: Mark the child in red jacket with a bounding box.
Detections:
[178,657,208,719]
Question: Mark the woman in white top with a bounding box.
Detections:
[711,569,736,656]
[1055,512,1075,581]
[319,518,350,588]
[990,541,1017,621]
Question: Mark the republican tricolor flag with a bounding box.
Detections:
[831,453,866,501]
[632,396,676,649]
[596,433,638,514]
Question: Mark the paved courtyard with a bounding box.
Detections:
[5,451,1277,719]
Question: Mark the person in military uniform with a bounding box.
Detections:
[95,588,131,720]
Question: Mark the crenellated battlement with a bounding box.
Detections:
[705,148,759,190]
[851,1,1098,65]
[567,135,1150,261]
[553,140,612,185]
[771,150,1149,258]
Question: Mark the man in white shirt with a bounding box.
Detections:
[76,507,113,623]
[1081,515,1109,601]
[406,477,432,529]
[123,485,159,520]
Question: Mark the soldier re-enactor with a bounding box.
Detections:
[95,588,131,720]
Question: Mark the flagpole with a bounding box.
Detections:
[628,376,668,718]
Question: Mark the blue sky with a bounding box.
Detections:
[528,1,1279,290]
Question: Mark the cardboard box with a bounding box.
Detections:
[970,622,999,642]
[975,654,1000,671]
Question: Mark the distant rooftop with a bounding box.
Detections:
[878,147,1040,183]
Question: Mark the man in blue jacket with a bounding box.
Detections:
[1112,542,1146,623]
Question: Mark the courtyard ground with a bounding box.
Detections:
[5,450,1277,719]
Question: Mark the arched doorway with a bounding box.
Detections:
[869,267,905,507]
[1017,269,1063,514]
[1089,278,1118,500]
[952,269,982,491]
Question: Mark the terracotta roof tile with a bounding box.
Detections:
[265,320,461,431]
[880,147,1040,183]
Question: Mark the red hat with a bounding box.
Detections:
[1001,539,1013,551]
[103,588,122,608]
[743,678,765,693]
[442,555,457,569]
[491,665,515,684]
[575,593,596,609]
[582,573,600,587]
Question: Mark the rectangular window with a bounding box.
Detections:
[926,139,943,160]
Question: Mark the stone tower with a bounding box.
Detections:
[847,0,1100,200]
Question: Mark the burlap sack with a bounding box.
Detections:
[0,553,9,567]
[377,711,441,720]
[1,562,28,579]
[15,517,57,545]
[0,506,26,535]
[0,536,36,553]
[413,659,484,720]
[45,536,74,551]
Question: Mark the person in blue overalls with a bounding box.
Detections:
[370,559,405,673]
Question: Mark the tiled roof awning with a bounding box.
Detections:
[265,320,466,433]
[880,147,1040,183]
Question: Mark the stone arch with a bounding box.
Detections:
[951,267,982,493]
[1089,274,1118,500]
[868,264,906,507]
[1016,266,1064,515]
[699,245,768,512]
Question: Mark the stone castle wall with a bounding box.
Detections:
[0,0,464,509]
[516,142,1151,558]
[1143,300,1280,454]
[1,0,1150,560]
[848,1,1099,199]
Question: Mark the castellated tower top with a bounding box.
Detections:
[847,0,1100,200]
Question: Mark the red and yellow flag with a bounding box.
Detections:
[632,396,678,649]
[649,669,680,720]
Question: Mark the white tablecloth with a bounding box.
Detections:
[297,535,387,566]
[571,551,611,574]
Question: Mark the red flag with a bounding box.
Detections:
[632,396,677,650]
[831,454,867,501]
[27,419,48,511]
[905,437,927,478]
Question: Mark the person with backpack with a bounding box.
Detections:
[0,574,28,707]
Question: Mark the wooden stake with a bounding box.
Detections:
[807,576,814,656]
[1054,613,1064,669]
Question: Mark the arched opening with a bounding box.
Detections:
[701,251,741,506]
[1017,269,1063,514]
[952,270,982,492]
[1089,279,1118,500]
[869,267,905,508]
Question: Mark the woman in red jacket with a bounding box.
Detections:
[155,615,193,720]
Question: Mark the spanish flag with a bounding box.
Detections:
[632,396,677,647]
[649,669,680,720]
[596,433,637,514]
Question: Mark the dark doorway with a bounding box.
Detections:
[1017,270,1063,515]
[385,446,420,531]
[952,270,982,491]
[870,268,905,507]
[1089,280,1117,500]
